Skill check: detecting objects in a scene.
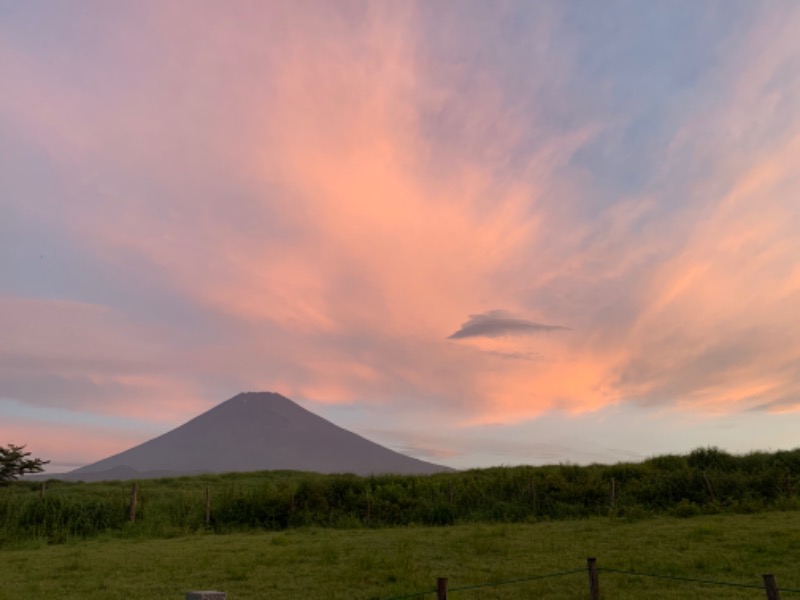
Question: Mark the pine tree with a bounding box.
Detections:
[0,443,49,483]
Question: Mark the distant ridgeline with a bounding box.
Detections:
[2,446,800,544]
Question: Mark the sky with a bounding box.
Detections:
[2,1,800,473]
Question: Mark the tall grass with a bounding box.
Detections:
[2,446,799,545]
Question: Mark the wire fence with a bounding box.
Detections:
[384,559,800,599]
[601,567,800,591]
[385,568,585,599]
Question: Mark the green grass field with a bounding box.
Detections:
[3,510,800,599]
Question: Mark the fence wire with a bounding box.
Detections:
[384,567,584,599]
[384,564,800,598]
[600,567,800,594]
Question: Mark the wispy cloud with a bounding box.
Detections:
[2,1,800,468]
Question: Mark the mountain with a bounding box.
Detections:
[61,392,453,481]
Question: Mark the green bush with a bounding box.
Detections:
[2,446,800,544]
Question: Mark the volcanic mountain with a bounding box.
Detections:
[62,392,452,481]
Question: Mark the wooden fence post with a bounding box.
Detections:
[40,482,46,499]
[587,557,600,600]
[205,486,211,527]
[129,483,139,522]
[436,577,448,600]
[763,574,781,600]
[530,477,537,516]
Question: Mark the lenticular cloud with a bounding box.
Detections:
[448,310,569,340]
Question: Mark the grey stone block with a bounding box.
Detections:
[186,592,226,600]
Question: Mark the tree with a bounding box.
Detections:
[0,443,50,483]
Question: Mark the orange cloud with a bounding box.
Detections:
[612,95,800,413]
[0,418,147,473]
[3,4,592,421]
[2,1,800,473]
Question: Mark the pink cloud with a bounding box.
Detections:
[0,295,214,422]
[2,2,800,471]
[1,4,592,421]
[0,418,146,473]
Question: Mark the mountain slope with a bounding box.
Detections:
[64,392,452,481]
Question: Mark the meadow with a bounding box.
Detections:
[2,447,800,598]
[2,512,800,599]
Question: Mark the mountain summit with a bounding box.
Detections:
[64,392,452,481]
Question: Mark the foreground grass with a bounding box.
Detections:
[2,511,800,599]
